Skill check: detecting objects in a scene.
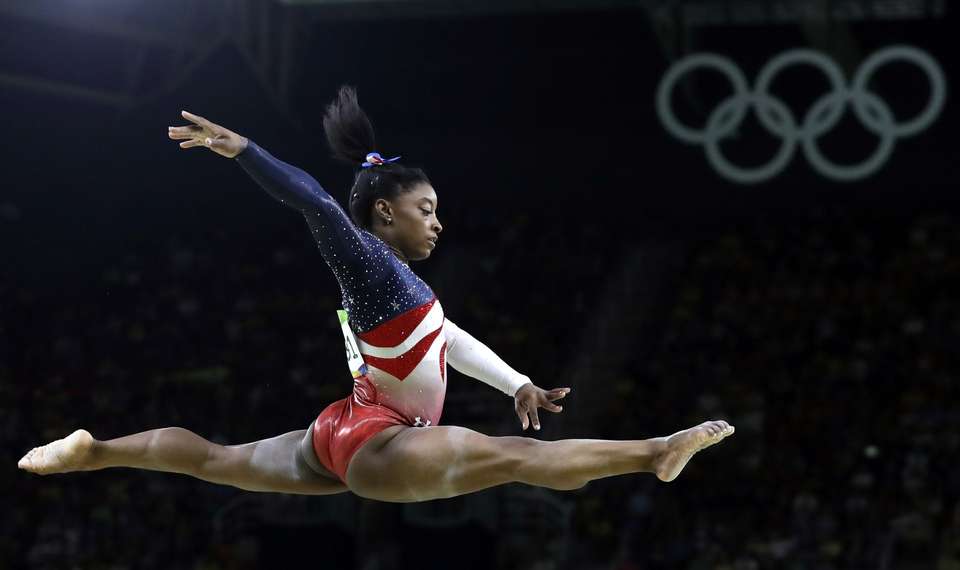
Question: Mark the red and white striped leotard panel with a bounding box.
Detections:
[355,297,448,427]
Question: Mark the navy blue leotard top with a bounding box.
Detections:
[233,141,530,428]
[235,141,435,333]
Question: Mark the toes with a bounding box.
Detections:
[18,449,36,470]
[704,420,732,437]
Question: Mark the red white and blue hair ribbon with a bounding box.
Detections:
[362,152,401,168]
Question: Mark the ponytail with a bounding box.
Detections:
[322,86,431,230]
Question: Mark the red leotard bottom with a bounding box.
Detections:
[312,375,408,484]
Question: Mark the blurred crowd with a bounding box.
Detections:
[591,211,960,570]
[5,203,959,569]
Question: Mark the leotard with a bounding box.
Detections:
[235,141,531,482]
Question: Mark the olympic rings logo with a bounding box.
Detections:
[656,46,947,184]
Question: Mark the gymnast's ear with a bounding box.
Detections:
[373,198,393,223]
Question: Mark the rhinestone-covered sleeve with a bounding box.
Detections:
[235,140,387,284]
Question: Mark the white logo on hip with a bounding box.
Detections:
[656,45,946,184]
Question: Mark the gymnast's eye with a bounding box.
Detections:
[420,208,433,216]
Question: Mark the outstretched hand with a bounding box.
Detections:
[514,383,571,431]
[167,110,248,158]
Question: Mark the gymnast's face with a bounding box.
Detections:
[375,182,443,262]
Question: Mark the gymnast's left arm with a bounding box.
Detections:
[444,318,572,431]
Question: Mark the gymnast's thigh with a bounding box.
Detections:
[344,425,533,502]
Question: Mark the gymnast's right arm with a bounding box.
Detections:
[168,110,373,271]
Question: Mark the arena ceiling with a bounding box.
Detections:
[0,0,649,119]
[1,0,946,115]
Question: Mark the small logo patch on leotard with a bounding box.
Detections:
[337,309,368,378]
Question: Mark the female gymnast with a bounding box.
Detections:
[18,87,734,502]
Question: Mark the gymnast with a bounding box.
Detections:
[18,87,734,502]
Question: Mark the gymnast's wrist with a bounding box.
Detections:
[512,378,534,398]
[233,136,250,158]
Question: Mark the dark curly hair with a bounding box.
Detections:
[322,86,432,230]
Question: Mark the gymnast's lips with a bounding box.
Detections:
[427,237,438,248]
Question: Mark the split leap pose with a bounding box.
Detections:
[18,88,734,502]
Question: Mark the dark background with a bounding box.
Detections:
[3,1,958,568]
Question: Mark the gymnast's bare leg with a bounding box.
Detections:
[343,420,734,502]
[19,420,733,501]
[18,427,349,495]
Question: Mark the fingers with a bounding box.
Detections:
[181,110,210,127]
[168,121,206,151]
[167,125,202,139]
[516,403,529,431]
[528,406,541,431]
[545,387,570,412]
[173,132,227,152]
[543,399,563,413]
[516,401,539,431]
[517,387,573,430]
[547,387,571,401]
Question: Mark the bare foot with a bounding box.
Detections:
[18,429,96,475]
[652,420,734,482]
